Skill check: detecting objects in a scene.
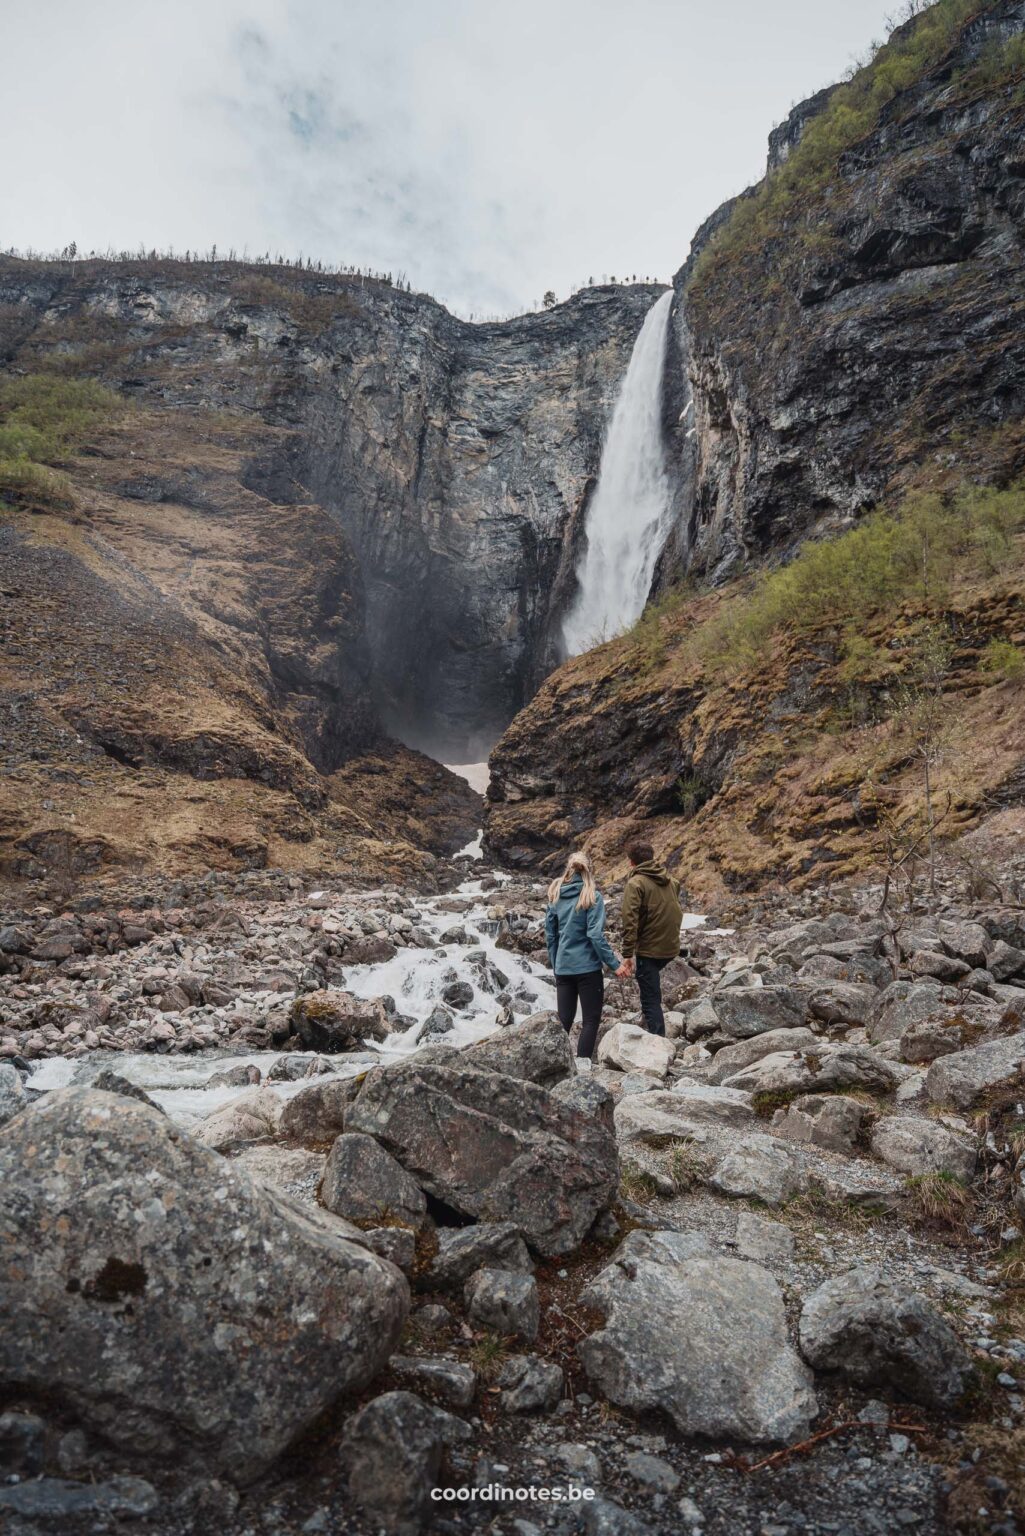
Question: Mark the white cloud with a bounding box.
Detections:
[4,0,899,315]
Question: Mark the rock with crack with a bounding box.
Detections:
[597,1022,676,1077]
[870,1115,977,1182]
[290,989,391,1052]
[0,1088,408,1482]
[346,1062,618,1256]
[424,1222,534,1291]
[772,1093,866,1153]
[705,1027,820,1085]
[799,1267,973,1409]
[722,1044,897,1097]
[460,1010,574,1086]
[800,981,878,1028]
[615,1086,753,1146]
[734,1211,795,1263]
[340,1390,471,1536]
[496,1353,565,1413]
[550,1073,616,1132]
[706,1133,812,1206]
[712,986,807,1039]
[464,1267,540,1342]
[926,1033,1025,1110]
[868,981,947,1045]
[319,1132,429,1231]
[578,1245,817,1442]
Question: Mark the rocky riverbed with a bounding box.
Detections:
[2,854,1025,1536]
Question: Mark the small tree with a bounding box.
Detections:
[542,290,556,309]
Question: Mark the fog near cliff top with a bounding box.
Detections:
[9,0,898,316]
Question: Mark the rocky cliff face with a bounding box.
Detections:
[1,262,658,760]
[658,0,1025,587]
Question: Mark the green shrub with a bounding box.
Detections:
[0,374,123,459]
[687,481,1025,677]
[981,637,1025,681]
[0,457,74,510]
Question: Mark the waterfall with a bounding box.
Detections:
[561,289,674,656]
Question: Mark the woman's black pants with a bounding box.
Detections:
[555,970,604,1059]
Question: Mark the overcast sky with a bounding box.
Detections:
[6,0,899,317]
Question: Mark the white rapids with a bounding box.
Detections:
[561,289,675,656]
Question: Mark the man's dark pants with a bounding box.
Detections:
[636,955,671,1036]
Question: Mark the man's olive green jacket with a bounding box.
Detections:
[620,860,684,960]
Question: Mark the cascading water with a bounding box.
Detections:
[561,289,674,656]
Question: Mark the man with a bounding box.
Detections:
[615,839,683,1037]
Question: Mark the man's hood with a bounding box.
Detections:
[630,860,672,886]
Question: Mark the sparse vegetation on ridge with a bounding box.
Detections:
[0,374,125,511]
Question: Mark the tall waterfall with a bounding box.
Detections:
[561,289,674,657]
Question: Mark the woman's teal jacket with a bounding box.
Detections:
[544,877,620,976]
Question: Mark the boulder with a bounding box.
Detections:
[707,1134,811,1206]
[712,986,806,1039]
[346,1063,618,1256]
[734,1211,795,1263]
[92,1070,164,1111]
[910,951,971,983]
[340,1391,470,1536]
[614,1086,753,1145]
[722,1044,896,1097]
[799,1267,972,1409]
[801,981,877,1028]
[988,939,1025,982]
[550,1073,616,1131]
[900,1016,979,1065]
[461,1011,573,1086]
[0,1088,407,1481]
[291,989,391,1052]
[937,919,990,969]
[320,1133,429,1231]
[706,1027,820,1085]
[194,1087,283,1151]
[279,1072,370,1143]
[870,1116,976,1182]
[0,1064,27,1127]
[773,1093,866,1152]
[614,1228,713,1264]
[597,1022,675,1077]
[926,1033,1025,1109]
[464,1268,539,1342]
[496,1354,564,1413]
[579,1247,816,1443]
[869,981,946,1045]
[424,1222,534,1291]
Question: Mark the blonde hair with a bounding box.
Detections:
[547,850,597,910]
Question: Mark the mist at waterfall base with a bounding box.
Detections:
[561,289,675,657]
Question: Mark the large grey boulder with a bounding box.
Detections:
[579,1245,816,1443]
[801,981,877,1028]
[0,1064,26,1127]
[551,1073,616,1132]
[320,1133,429,1231]
[279,1072,369,1143]
[722,1044,896,1097]
[597,1022,675,1077]
[340,1391,470,1535]
[614,1086,752,1146]
[0,1089,407,1481]
[868,981,946,1045]
[346,1062,618,1256]
[706,1134,811,1206]
[705,1027,820,1085]
[291,989,391,1051]
[937,919,991,969]
[799,1267,972,1408]
[712,986,806,1039]
[424,1222,534,1291]
[870,1116,977,1182]
[926,1033,1025,1109]
[461,1010,573,1086]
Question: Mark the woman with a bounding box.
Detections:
[544,850,621,1072]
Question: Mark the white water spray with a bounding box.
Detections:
[561,289,674,656]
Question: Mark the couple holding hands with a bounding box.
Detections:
[544,839,684,1073]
